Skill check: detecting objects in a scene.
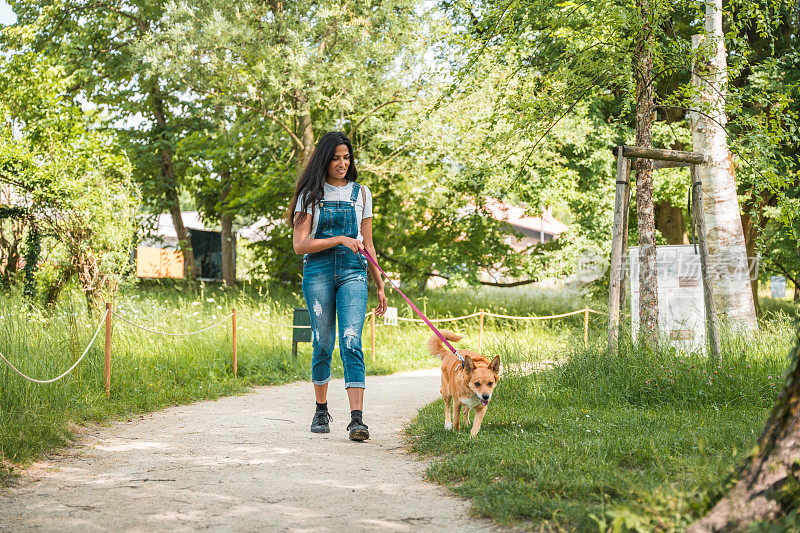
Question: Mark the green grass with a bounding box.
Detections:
[0,281,595,467]
[407,305,799,531]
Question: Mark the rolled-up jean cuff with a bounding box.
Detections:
[312,376,332,386]
[345,381,365,389]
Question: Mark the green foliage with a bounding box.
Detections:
[432,0,800,283]
[1,0,796,290]
[0,52,139,305]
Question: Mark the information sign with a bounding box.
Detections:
[384,306,398,326]
[771,276,786,299]
[630,245,706,353]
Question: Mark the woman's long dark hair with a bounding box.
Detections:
[286,131,357,227]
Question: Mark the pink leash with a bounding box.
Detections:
[359,248,464,364]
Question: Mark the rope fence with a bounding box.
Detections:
[0,309,108,385]
[367,306,604,361]
[235,313,310,329]
[0,302,606,397]
[112,311,234,336]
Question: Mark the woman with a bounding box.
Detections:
[287,131,388,441]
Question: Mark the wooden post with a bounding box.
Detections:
[583,307,589,348]
[691,165,722,358]
[608,146,630,351]
[478,310,485,352]
[370,309,376,362]
[622,145,707,164]
[619,157,632,321]
[232,308,238,376]
[104,302,112,399]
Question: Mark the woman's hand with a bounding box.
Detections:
[339,236,365,254]
[375,285,388,317]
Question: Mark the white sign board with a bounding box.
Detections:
[771,276,786,299]
[383,306,398,326]
[630,245,706,354]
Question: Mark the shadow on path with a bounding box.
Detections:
[1,370,507,532]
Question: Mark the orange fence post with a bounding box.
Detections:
[232,308,238,376]
[104,302,112,399]
[478,310,485,352]
[371,309,376,362]
[583,307,589,348]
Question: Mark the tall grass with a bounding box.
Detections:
[553,323,792,409]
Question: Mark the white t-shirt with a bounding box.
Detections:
[294,182,373,242]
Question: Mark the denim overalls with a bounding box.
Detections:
[302,182,369,389]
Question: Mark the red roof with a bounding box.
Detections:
[484,198,568,236]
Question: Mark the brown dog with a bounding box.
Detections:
[429,330,500,437]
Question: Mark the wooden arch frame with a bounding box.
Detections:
[607,145,721,357]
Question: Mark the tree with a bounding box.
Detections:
[632,0,660,344]
[178,103,274,286]
[5,0,199,282]
[728,0,800,314]
[0,53,139,308]
[139,0,526,288]
[689,0,758,332]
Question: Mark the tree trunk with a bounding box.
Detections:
[44,264,77,307]
[654,201,689,244]
[150,86,197,283]
[741,210,760,317]
[295,90,314,178]
[688,331,800,531]
[221,214,235,285]
[219,170,236,286]
[689,1,758,333]
[0,193,26,286]
[634,0,658,345]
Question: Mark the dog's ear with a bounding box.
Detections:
[462,354,475,374]
[489,355,500,375]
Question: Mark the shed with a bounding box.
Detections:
[136,212,235,281]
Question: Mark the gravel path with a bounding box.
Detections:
[1,369,506,532]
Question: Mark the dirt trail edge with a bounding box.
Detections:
[1,369,507,532]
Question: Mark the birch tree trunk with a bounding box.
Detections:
[689,0,758,332]
[634,0,659,345]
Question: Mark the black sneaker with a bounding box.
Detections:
[311,410,332,433]
[347,417,369,441]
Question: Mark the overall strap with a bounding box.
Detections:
[361,186,366,219]
[350,182,360,203]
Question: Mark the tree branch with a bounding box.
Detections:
[654,103,781,190]
[93,0,146,27]
[349,99,408,138]
[478,278,539,287]
[376,249,541,287]
[184,83,305,150]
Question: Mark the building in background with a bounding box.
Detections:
[136,212,234,281]
[429,198,569,288]
[483,199,569,252]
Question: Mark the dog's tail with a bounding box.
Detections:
[428,330,464,360]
